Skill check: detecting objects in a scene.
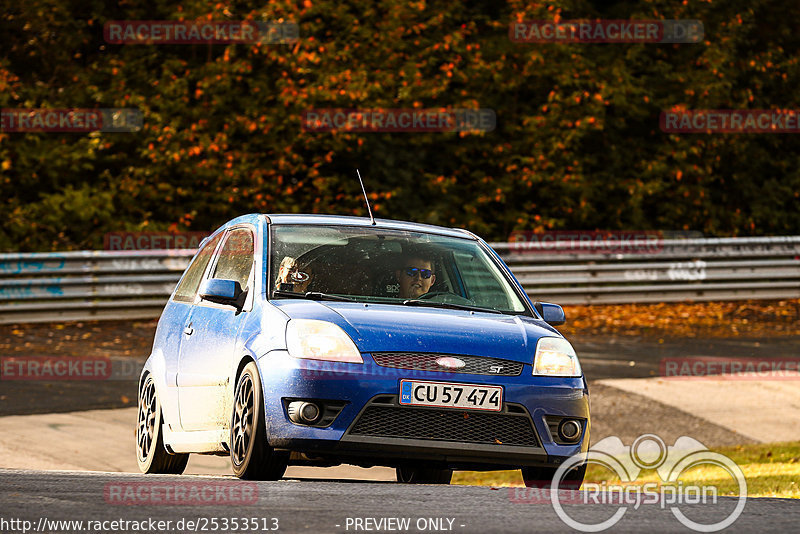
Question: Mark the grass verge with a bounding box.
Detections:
[452,441,800,498]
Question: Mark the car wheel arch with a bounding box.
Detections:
[137,369,151,396]
[233,355,256,390]
[231,353,265,426]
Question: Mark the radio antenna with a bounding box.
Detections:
[356,169,376,225]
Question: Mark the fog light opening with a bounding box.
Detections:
[288,401,321,425]
[558,419,582,442]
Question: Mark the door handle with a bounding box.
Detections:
[183,324,194,336]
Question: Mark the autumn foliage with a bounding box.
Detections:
[559,299,800,339]
[1,1,800,251]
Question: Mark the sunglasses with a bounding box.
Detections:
[404,267,433,279]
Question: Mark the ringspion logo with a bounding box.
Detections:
[511,434,746,532]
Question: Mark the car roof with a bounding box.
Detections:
[223,213,476,240]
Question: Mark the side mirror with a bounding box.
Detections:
[199,279,247,311]
[534,301,566,326]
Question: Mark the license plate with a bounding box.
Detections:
[399,380,503,411]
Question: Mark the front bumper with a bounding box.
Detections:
[257,350,590,469]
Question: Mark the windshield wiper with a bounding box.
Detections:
[272,290,356,302]
[401,299,502,314]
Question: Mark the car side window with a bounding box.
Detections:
[452,250,518,311]
[212,228,255,289]
[173,233,223,302]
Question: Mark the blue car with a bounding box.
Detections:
[136,214,589,486]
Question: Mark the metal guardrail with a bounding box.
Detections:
[495,236,800,305]
[0,250,195,324]
[1,237,799,324]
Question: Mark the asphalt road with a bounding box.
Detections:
[572,335,800,380]
[0,469,796,533]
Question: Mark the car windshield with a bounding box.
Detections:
[268,224,528,314]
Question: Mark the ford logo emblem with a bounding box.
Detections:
[436,357,466,369]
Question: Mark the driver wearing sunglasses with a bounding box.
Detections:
[396,256,436,299]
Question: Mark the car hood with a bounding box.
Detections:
[270,300,563,364]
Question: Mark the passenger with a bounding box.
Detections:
[276,257,313,293]
[395,254,436,299]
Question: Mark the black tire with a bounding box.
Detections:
[230,361,288,480]
[521,462,586,489]
[396,467,453,484]
[136,374,189,474]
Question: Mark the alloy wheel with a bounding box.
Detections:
[136,378,157,463]
[231,373,254,466]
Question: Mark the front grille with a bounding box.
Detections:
[348,403,538,446]
[371,352,524,376]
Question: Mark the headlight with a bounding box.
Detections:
[285,319,363,364]
[532,337,582,377]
